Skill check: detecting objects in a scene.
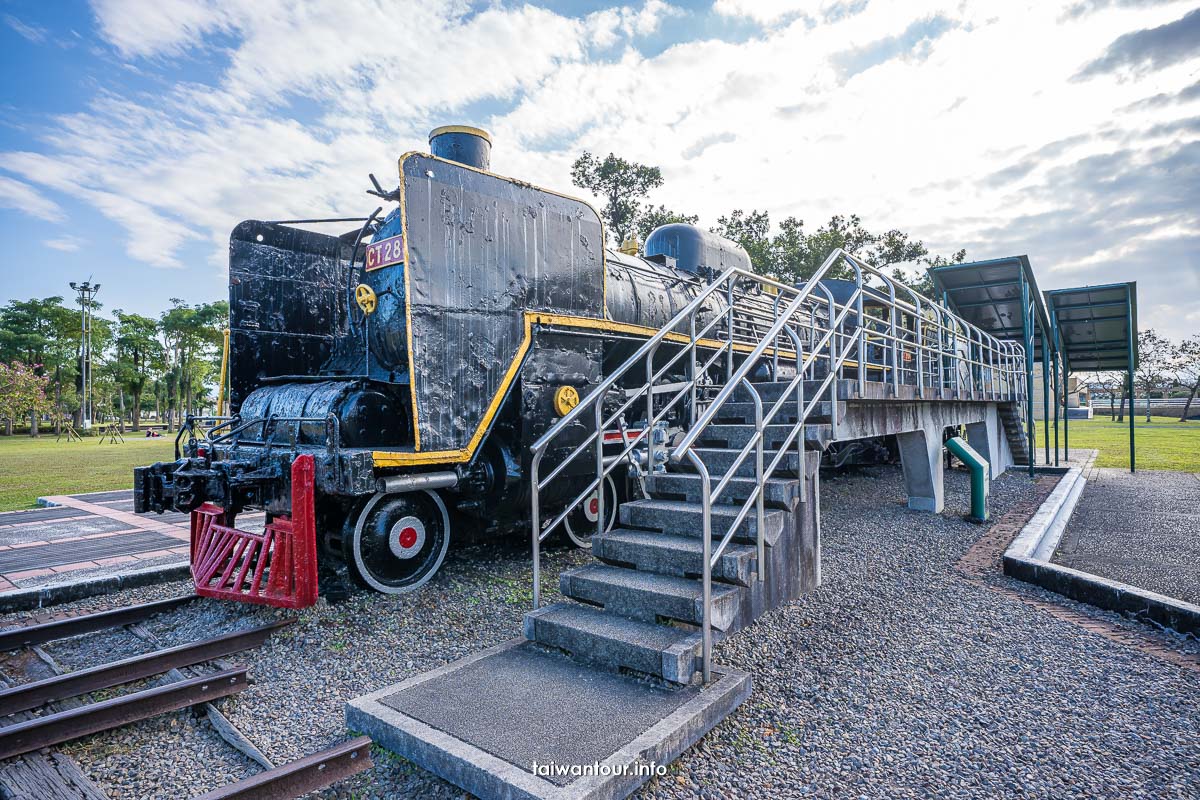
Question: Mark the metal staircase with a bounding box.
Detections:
[527,249,1027,687]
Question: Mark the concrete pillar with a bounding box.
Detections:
[964,409,1012,478]
[897,427,945,512]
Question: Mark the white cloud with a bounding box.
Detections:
[4,14,49,43]
[43,235,85,252]
[3,0,1197,338]
[712,0,822,25]
[588,1,683,48]
[0,175,62,220]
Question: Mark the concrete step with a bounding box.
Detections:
[593,528,758,587]
[711,400,837,426]
[619,498,786,547]
[672,446,807,478]
[560,564,744,632]
[694,423,830,451]
[523,601,702,684]
[650,472,801,511]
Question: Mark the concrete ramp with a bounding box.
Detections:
[346,639,750,800]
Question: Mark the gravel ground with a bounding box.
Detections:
[647,467,1200,800]
[1,466,1196,799]
[1053,468,1200,605]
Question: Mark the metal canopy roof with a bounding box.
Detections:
[1044,282,1138,373]
[927,256,1052,356]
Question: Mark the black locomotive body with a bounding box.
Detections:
[135,126,781,599]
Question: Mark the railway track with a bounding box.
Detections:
[0,595,373,799]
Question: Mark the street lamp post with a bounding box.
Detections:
[69,281,100,430]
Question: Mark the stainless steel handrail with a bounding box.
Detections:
[530,265,805,608]
[529,247,1029,681]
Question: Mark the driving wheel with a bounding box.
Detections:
[348,489,451,594]
[562,474,618,549]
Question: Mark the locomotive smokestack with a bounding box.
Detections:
[429,125,492,171]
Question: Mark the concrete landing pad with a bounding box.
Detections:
[346,638,751,800]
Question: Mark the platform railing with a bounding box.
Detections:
[673,250,1030,681]
[529,249,1027,682]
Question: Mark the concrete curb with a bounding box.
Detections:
[0,562,190,613]
[1002,466,1200,638]
[1005,467,1086,563]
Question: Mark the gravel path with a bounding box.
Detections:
[1053,468,1200,605]
[649,467,1200,800]
[1,466,1196,799]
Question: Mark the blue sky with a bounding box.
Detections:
[1,0,1197,340]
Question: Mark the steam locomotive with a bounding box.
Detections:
[135,126,784,602]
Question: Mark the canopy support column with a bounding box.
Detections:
[1127,284,1136,473]
[1021,272,1035,477]
[1041,333,1051,466]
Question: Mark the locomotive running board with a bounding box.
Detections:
[190,454,319,609]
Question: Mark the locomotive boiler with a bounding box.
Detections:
[135,126,786,605]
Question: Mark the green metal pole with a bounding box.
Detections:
[1052,345,1060,466]
[1063,355,1070,461]
[1128,285,1136,473]
[1021,274,1035,477]
[1042,333,1051,465]
[945,436,989,522]
[1050,310,1060,466]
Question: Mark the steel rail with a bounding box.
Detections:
[0,668,248,760]
[0,595,197,652]
[193,736,374,800]
[0,620,291,717]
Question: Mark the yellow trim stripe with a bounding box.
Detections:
[394,151,607,462]
[428,125,493,145]
[373,311,817,468]
[375,311,535,467]
[399,154,419,451]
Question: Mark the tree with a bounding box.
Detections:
[635,205,698,243]
[0,297,80,435]
[1133,329,1175,423]
[160,300,228,427]
[113,311,164,431]
[892,248,966,297]
[712,210,773,270]
[0,361,50,436]
[1083,371,1124,420]
[711,209,962,291]
[571,152,664,245]
[1172,334,1200,422]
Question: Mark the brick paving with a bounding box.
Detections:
[0,491,192,595]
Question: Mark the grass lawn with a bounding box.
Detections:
[0,434,177,512]
[1054,414,1200,472]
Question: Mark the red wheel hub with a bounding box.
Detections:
[398,526,419,549]
[588,498,599,516]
